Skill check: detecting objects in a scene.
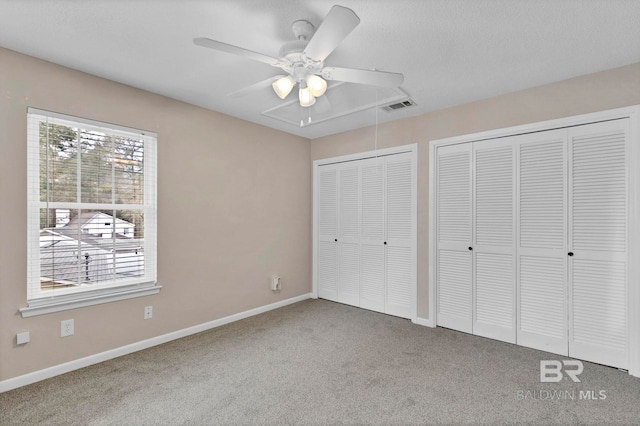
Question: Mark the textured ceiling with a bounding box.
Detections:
[0,0,638,139]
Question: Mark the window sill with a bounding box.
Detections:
[20,285,162,317]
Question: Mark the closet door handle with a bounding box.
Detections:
[384,242,387,245]
[568,252,574,257]
[334,239,338,242]
[468,247,473,251]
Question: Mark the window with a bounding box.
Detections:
[23,108,159,317]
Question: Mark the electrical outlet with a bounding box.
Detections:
[144,306,153,320]
[61,319,74,337]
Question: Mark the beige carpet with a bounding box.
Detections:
[1,299,640,425]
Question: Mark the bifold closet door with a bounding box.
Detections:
[385,152,415,318]
[360,158,386,313]
[516,129,568,356]
[568,119,629,370]
[317,151,416,319]
[472,139,516,344]
[317,165,338,301]
[433,116,632,371]
[337,162,361,307]
[436,143,473,333]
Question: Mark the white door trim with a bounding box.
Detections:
[429,105,640,377]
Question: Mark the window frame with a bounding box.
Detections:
[22,108,160,317]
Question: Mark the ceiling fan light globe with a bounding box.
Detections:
[306,75,327,97]
[272,76,295,99]
[299,87,316,107]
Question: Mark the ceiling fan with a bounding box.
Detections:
[193,5,404,108]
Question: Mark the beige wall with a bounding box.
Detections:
[0,47,311,382]
[311,62,640,319]
[2,44,639,384]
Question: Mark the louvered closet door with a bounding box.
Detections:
[337,162,361,307]
[385,152,415,319]
[360,157,386,313]
[517,129,568,356]
[436,143,473,333]
[568,119,629,369]
[318,165,338,301]
[473,139,516,343]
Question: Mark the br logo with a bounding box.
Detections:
[540,360,584,382]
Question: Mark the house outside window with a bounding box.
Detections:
[24,108,159,316]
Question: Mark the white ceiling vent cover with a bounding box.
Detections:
[381,99,416,112]
[262,82,408,127]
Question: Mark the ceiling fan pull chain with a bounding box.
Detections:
[373,85,380,163]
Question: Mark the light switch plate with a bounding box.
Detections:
[17,332,30,345]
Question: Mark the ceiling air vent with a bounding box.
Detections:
[381,99,416,112]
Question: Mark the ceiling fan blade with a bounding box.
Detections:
[321,67,404,88]
[227,75,284,98]
[193,37,281,67]
[303,5,360,62]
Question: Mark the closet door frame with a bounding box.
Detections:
[429,105,640,378]
[312,143,418,321]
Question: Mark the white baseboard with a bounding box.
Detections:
[0,293,312,393]
[412,316,435,328]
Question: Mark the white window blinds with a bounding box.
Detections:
[26,108,157,306]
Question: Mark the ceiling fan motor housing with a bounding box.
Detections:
[278,20,324,81]
[278,39,308,63]
[291,20,314,40]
